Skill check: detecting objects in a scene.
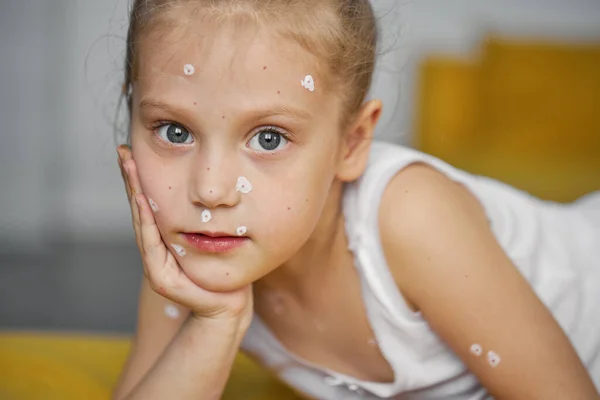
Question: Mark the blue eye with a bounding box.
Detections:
[248,129,288,152]
[157,123,193,145]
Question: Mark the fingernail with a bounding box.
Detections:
[116,147,122,161]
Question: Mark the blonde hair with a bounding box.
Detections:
[123,0,378,130]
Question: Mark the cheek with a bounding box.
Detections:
[251,167,334,244]
[132,154,185,233]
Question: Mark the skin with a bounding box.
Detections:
[129,16,363,295]
[114,5,600,399]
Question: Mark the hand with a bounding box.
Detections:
[116,145,253,324]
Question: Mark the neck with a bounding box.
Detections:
[255,180,349,303]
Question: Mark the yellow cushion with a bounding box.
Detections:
[0,332,299,400]
[415,37,600,202]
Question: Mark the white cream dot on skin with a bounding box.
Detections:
[487,350,501,368]
[201,209,212,223]
[236,177,253,194]
[470,344,483,356]
[164,304,180,319]
[183,64,195,76]
[368,338,378,347]
[236,226,247,236]
[301,74,315,92]
[148,198,159,213]
[171,244,186,257]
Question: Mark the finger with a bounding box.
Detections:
[122,160,144,251]
[117,145,134,200]
[123,158,143,199]
[118,158,132,201]
[135,193,169,275]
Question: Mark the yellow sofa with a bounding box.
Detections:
[414,37,600,202]
[0,332,299,400]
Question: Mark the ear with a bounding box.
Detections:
[336,99,383,182]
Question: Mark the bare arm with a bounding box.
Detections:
[122,313,247,400]
[112,276,189,399]
[380,164,599,400]
[113,147,252,399]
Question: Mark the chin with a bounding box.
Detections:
[182,260,256,293]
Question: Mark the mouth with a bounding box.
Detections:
[192,231,240,238]
[181,231,250,253]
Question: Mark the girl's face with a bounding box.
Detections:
[130,13,348,292]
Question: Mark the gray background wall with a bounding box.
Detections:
[1,0,599,333]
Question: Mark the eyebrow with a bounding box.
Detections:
[139,99,313,121]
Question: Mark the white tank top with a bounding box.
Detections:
[242,142,600,399]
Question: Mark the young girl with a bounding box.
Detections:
[112,1,600,399]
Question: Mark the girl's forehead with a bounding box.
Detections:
[134,18,333,113]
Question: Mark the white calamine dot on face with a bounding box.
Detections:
[236,226,248,236]
[236,177,253,194]
[148,198,159,213]
[301,74,315,92]
[164,304,180,319]
[171,244,186,257]
[201,209,212,223]
[183,64,195,76]
[487,350,501,368]
[470,344,483,357]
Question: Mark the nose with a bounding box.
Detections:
[188,151,241,210]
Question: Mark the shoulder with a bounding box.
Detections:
[376,163,600,399]
[378,162,492,308]
[378,162,490,259]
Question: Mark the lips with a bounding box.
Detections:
[193,231,238,238]
[181,231,249,253]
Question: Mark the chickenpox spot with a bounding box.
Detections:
[148,198,159,213]
[171,244,186,257]
[277,90,281,94]
[201,209,212,223]
[263,65,267,70]
[168,186,172,190]
[165,304,180,319]
[236,177,253,194]
[470,344,483,356]
[487,351,501,368]
[183,64,195,76]
[301,74,315,92]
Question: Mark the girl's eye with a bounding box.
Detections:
[248,129,288,152]
[156,123,193,145]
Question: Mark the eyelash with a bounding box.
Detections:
[149,121,293,144]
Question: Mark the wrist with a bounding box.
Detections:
[188,312,251,340]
